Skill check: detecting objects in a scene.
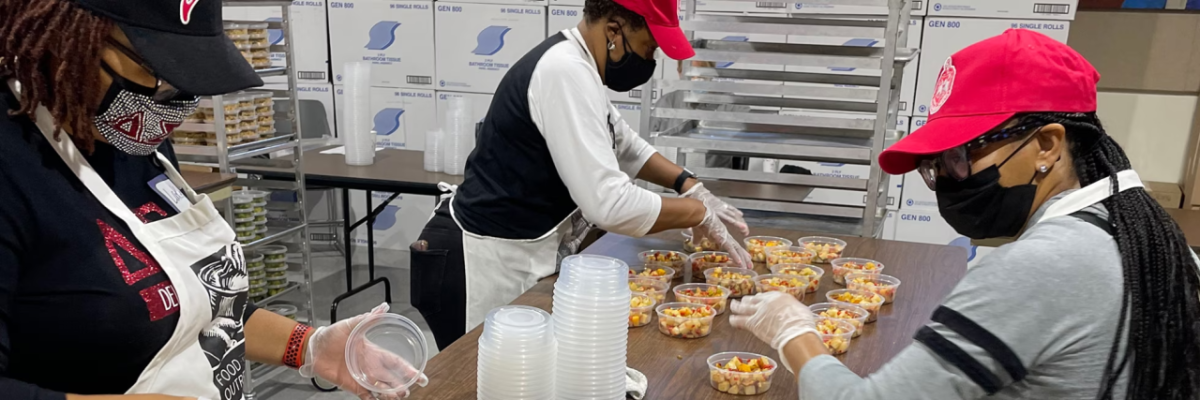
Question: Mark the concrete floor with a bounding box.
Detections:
[247,243,437,400]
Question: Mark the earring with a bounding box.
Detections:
[608,41,616,50]
[1039,165,1049,173]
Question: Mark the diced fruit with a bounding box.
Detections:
[817,307,865,336]
[630,295,654,308]
[676,284,729,314]
[709,355,776,396]
[705,268,756,297]
[832,260,881,285]
[766,248,814,267]
[847,275,897,303]
[804,242,844,263]
[690,252,732,277]
[745,238,788,263]
[657,306,715,339]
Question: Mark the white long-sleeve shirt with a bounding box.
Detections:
[452,28,661,239]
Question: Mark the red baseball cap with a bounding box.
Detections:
[878,29,1100,175]
[614,0,695,60]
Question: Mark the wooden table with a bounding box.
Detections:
[416,227,968,399]
[1164,208,1200,249]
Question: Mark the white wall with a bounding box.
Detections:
[1096,91,1197,184]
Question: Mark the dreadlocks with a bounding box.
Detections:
[1019,112,1200,399]
[0,0,112,153]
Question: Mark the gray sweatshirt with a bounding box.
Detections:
[799,193,1131,399]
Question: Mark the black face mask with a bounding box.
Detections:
[934,135,1040,240]
[604,24,657,93]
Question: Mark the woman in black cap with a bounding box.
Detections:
[0,1,422,399]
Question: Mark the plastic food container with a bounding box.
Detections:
[260,245,287,261]
[673,283,730,315]
[688,251,733,282]
[252,57,271,69]
[257,113,274,125]
[254,210,268,223]
[770,264,824,294]
[743,236,792,264]
[264,303,298,320]
[799,236,847,263]
[703,267,757,298]
[245,252,265,271]
[809,302,869,338]
[638,250,686,272]
[628,277,668,304]
[249,276,265,287]
[247,22,269,39]
[766,246,815,268]
[224,22,249,37]
[233,217,255,230]
[754,274,808,300]
[232,195,254,211]
[846,273,901,304]
[707,352,777,395]
[826,289,885,323]
[816,317,856,355]
[249,286,267,301]
[252,92,274,107]
[656,302,716,339]
[345,313,429,397]
[267,282,289,296]
[830,258,884,285]
[629,264,675,283]
[255,226,268,240]
[629,293,655,328]
[253,200,267,214]
[681,229,718,253]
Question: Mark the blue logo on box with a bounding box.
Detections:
[933,3,941,11]
[473,26,512,56]
[373,108,405,136]
[948,236,979,261]
[365,21,401,50]
[715,36,748,68]
[266,17,284,45]
[373,205,401,230]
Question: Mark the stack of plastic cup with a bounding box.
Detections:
[477,306,556,400]
[553,255,629,400]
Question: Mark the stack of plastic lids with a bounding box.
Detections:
[553,255,630,400]
[477,306,556,400]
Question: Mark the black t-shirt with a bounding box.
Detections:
[0,87,255,399]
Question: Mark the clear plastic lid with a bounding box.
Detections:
[264,303,297,316]
[345,313,429,395]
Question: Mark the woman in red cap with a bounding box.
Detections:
[730,29,1200,399]
[0,0,421,399]
[410,0,752,349]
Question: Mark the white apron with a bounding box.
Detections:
[21,81,249,400]
[1031,169,1142,225]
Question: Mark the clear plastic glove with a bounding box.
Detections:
[681,182,749,236]
[729,292,817,373]
[300,303,429,399]
[692,207,753,269]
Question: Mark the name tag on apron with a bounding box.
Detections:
[149,174,192,213]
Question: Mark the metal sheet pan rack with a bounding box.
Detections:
[174,1,315,397]
[641,0,918,237]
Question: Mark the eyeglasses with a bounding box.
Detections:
[105,38,182,103]
[916,123,1040,191]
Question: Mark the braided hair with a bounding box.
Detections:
[0,0,112,153]
[583,0,648,31]
[1018,112,1200,399]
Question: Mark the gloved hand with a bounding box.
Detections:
[681,182,749,236]
[729,292,818,373]
[300,303,429,399]
[692,206,753,269]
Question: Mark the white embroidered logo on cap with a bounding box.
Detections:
[930,56,956,115]
[180,0,200,25]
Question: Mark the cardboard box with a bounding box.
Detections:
[334,86,438,150]
[550,0,582,6]
[898,116,939,210]
[435,91,495,132]
[224,1,330,84]
[1146,181,1184,208]
[927,0,1078,20]
[328,0,435,89]
[790,0,927,15]
[548,6,583,36]
[685,0,789,14]
[349,190,436,251]
[440,0,546,7]
[266,82,337,139]
[881,209,898,239]
[915,18,1070,116]
[435,3,547,94]
[893,208,996,267]
[784,17,923,115]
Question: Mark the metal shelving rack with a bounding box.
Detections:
[642,0,918,237]
[176,1,316,397]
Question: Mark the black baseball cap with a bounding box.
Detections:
[75,0,264,95]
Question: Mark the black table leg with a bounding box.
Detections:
[330,191,401,322]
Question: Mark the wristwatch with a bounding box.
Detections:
[673,168,696,194]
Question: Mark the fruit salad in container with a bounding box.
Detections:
[707,352,777,396]
[629,293,656,328]
[688,251,733,282]
[656,302,715,339]
[638,250,686,273]
[682,229,719,253]
[816,317,856,355]
[629,265,676,283]
[704,267,758,298]
[771,264,824,293]
[629,277,669,304]
[826,289,885,323]
[673,283,730,315]
[743,236,792,264]
[831,257,884,285]
[809,302,868,338]
[765,246,814,268]
[799,236,847,263]
[846,272,901,304]
[754,274,808,300]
